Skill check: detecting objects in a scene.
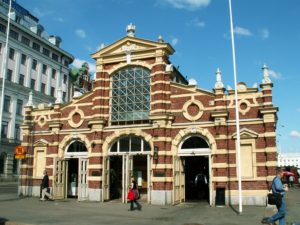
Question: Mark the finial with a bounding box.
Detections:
[214,68,224,89]
[55,87,63,104]
[126,23,136,37]
[100,43,105,49]
[262,63,271,84]
[158,35,164,43]
[26,91,34,107]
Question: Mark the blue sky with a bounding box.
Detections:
[19,0,300,153]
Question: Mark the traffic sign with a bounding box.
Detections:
[15,145,26,159]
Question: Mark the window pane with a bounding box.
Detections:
[131,136,141,152]
[119,137,130,152]
[110,142,118,152]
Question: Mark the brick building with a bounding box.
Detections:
[20,25,278,206]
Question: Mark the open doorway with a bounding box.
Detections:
[184,156,209,202]
[132,155,147,202]
[109,156,122,200]
[67,158,78,198]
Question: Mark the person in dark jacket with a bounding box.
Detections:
[128,179,141,211]
[40,170,53,201]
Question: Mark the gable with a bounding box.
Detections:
[232,128,259,139]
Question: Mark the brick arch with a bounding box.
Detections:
[58,134,92,157]
[107,61,152,75]
[102,129,153,155]
[171,127,216,155]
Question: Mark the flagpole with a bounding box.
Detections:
[0,0,12,143]
[228,0,242,213]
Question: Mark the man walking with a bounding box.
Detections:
[40,170,53,201]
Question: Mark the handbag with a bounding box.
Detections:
[133,189,139,200]
[127,189,134,201]
[267,177,282,206]
[267,192,282,205]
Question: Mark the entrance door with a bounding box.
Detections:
[184,156,209,202]
[122,155,133,203]
[78,158,88,201]
[173,156,185,204]
[53,158,67,199]
[102,156,110,202]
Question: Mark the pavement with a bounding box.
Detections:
[0,182,300,225]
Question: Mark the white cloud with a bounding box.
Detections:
[75,29,86,39]
[171,37,179,46]
[290,131,300,139]
[33,8,52,17]
[297,108,300,112]
[260,29,269,39]
[162,0,211,10]
[188,18,205,28]
[72,58,96,74]
[268,70,282,80]
[55,17,64,23]
[234,26,252,36]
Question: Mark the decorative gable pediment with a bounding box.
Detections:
[33,139,49,147]
[91,36,174,64]
[232,128,258,139]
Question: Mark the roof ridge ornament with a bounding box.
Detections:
[126,23,135,37]
[262,63,271,84]
[214,68,224,89]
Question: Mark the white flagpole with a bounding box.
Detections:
[228,0,242,213]
[0,0,12,142]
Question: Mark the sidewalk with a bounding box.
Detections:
[0,188,299,225]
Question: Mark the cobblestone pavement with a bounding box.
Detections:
[0,183,299,225]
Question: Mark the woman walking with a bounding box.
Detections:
[128,179,142,211]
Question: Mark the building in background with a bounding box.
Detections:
[0,0,74,180]
[20,24,278,206]
[278,153,300,168]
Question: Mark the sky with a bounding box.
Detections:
[18,0,300,154]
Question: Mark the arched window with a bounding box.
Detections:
[67,141,87,152]
[111,67,150,125]
[110,136,150,153]
[0,152,7,174]
[181,136,209,149]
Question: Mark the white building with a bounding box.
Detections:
[0,0,74,180]
[278,153,300,168]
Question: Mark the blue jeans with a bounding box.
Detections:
[269,198,286,225]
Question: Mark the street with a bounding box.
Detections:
[0,182,299,225]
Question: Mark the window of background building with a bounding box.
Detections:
[42,48,50,57]
[51,87,55,97]
[52,69,56,79]
[1,121,8,139]
[21,36,30,46]
[52,53,59,62]
[6,69,12,81]
[30,79,35,90]
[14,124,21,141]
[4,95,10,112]
[63,92,66,102]
[32,59,37,70]
[21,54,27,65]
[63,74,67,84]
[41,83,46,94]
[0,42,2,54]
[9,29,19,40]
[42,64,47,74]
[63,59,69,67]
[32,42,40,52]
[19,74,25,86]
[16,99,23,115]
[0,23,6,33]
[9,48,15,60]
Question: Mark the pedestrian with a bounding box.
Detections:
[262,167,288,225]
[128,179,141,211]
[289,175,294,187]
[40,170,53,201]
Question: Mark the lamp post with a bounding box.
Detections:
[228,0,243,213]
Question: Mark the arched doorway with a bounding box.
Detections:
[104,135,151,203]
[53,141,88,201]
[175,135,211,204]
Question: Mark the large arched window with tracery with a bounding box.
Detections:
[111,67,150,125]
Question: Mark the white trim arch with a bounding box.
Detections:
[178,135,211,156]
[64,140,88,158]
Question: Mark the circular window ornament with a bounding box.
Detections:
[38,116,47,127]
[68,109,84,128]
[183,100,204,121]
[238,99,251,115]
